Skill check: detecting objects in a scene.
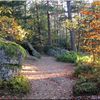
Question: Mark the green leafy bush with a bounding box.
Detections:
[97,78,100,92]
[73,65,100,96]
[73,53,100,96]
[0,79,3,88]
[74,63,100,77]
[43,45,54,54]
[44,46,68,57]
[56,51,77,63]
[73,81,98,96]
[7,76,30,94]
[0,76,30,95]
[74,64,96,77]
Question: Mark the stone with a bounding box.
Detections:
[0,40,26,80]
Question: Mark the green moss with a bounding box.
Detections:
[0,76,30,95]
[0,40,27,58]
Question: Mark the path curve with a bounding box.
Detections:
[21,56,75,99]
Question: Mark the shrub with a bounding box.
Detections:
[73,81,98,96]
[0,79,3,89]
[43,45,54,54]
[76,53,92,65]
[74,64,96,77]
[44,46,68,57]
[73,65,100,96]
[74,53,100,96]
[7,76,30,94]
[0,76,30,95]
[74,63,100,78]
[97,77,100,92]
[56,51,77,63]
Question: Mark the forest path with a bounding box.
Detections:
[21,56,75,99]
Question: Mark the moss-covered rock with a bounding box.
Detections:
[0,40,26,80]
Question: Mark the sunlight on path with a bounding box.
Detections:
[21,56,75,99]
[21,65,73,80]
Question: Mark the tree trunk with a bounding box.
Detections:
[77,30,81,52]
[47,0,51,46]
[24,1,27,23]
[67,0,76,51]
[36,2,42,45]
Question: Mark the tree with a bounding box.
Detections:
[47,0,51,46]
[67,0,76,51]
[0,1,26,19]
[28,0,64,49]
[28,0,48,51]
[66,0,86,51]
[0,16,28,41]
[79,1,100,63]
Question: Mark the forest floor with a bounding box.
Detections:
[21,56,75,99]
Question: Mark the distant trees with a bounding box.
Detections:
[1,0,98,55]
[28,0,66,50]
[28,0,48,50]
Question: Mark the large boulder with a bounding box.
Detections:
[0,40,26,80]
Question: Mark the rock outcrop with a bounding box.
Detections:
[0,40,26,80]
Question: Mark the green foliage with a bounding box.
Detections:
[76,53,92,65]
[56,51,77,63]
[7,76,30,94]
[74,56,100,96]
[73,53,100,96]
[0,76,30,95]
[43,45,54,54]
[73,81,98,96]
[0,1,26,19]
[0,79,3,88]
[79,1,100,63]
[0,40,26,58]
[44,46,68,57]
[74,64,96,77]
[0,16,28,41]
[0,6,12,17]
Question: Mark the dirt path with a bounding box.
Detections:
[21,56,75,99]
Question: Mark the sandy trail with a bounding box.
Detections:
[21,56,75,99]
